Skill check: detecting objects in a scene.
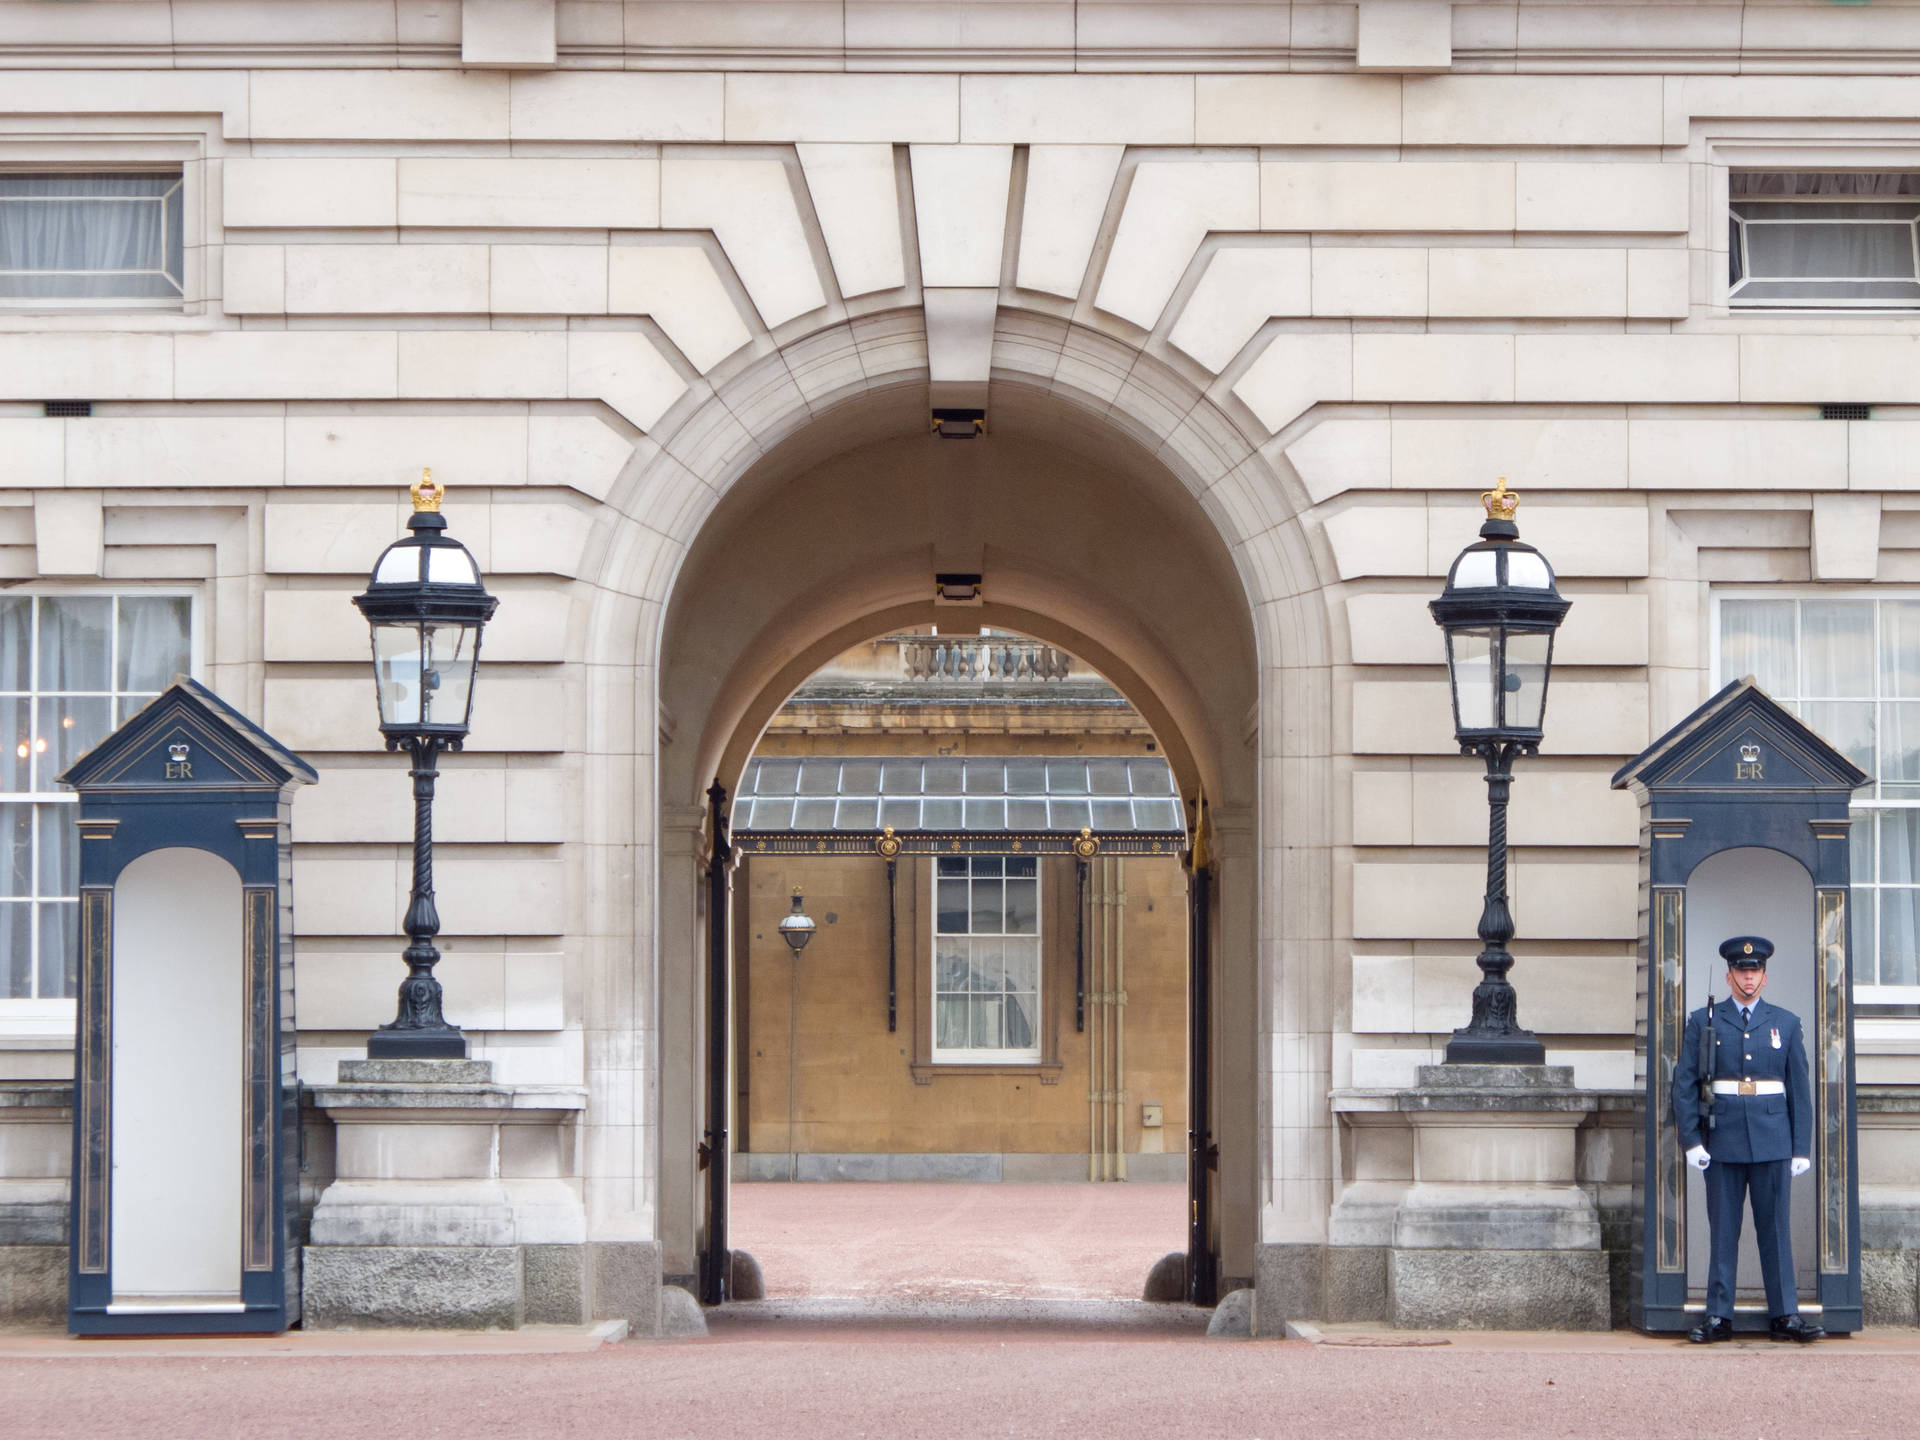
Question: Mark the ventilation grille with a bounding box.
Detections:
[1821,403,1871,421]
[42,400,91,418]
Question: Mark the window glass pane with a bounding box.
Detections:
[1005,877,1037,934]
[793,798,835,828]
[1091,799,1134,831]
[1005,991,1035,1049]
[936,995,970,1049]
[840,760,880,795]
[963,759,1003,794]
[1050,798,1091,832]
[1130,760,1174,795]
[1878,890,1920,988]
[0,903,28,998]
[115,595,190,693]
[1448,628,1494,730]
[1803,700,1874,780]
[879,798,920,831]
[35,805,74,897]
[1136,798,1183,831]
[37,597,110,692]
[728,800,754,830]
[36,696,111,790]
[1884,601,1920,697]
[1881,810,1920,885]
[1005,760,1046,795]
[798,761,839,795]
[936,877,969,933]
[116,694,159,728]
[1007,798,1047,829]
[1720,600,1796,694]
[37,900,74,999]
[963,798,1005,830]
[752,797,793,829]
[970,877,1003,933]
[936,856,967,877]
[935,940,969,992]
[969,938,1003,992]
[0,698,27,792]
[0,804,28,896]
[834,798,877,830]
[1046,760,1088,794]
[1801,601,1875,697]
[921,797,962,829]
[1856,898,1878,987]
[923,760,962,795]
[1853,812,1877,886]
[1005,855,1035,878]
[1744,219,1917,281]
[1088,760,1130,795]
[1881,703,1920,799]
[1003,942,1039,993]
[755,760,798,795]
[971,856,1002,878]
[970,996,1002,1049]
[0,598,28,691]
[0,174,185,301]
[880,761,922,795]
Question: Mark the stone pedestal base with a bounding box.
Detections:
[302,1058,590,1332]
[1391,1249,1610,1330]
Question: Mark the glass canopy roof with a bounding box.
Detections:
[731,755,1185,836]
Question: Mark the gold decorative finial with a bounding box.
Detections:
[1189,787,1211,873]
[1482,477,1518,521]
[411,468,444,514]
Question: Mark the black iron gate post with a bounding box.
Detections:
[700,779,735,1306]
[1186,798,1218,1306]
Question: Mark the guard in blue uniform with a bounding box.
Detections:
[1672,935,1823,1343]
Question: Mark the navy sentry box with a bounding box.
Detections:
[59,677,316,1335]
[1613,678,1865,1336]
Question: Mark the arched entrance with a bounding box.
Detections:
[574,308,1336,1315]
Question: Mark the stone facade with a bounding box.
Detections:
[1,0,1919,1330]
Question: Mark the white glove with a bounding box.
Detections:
[1687,1145,1710,1172]
[1791,1157,1811,1178]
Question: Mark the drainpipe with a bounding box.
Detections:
[1087,857,1103,1181]
[1114,858,1127,1182]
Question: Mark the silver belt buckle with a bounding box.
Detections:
[1738,1079,1756,1096]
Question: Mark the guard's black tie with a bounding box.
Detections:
[1740,1006,1751,1029]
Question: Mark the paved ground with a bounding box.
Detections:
[3,1183,1916,1438]
[729,1179,1187,1299]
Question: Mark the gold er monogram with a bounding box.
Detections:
[1737,742,1763,781]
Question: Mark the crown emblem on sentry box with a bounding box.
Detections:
[1740,744,1760,764]
[168,743,190,762]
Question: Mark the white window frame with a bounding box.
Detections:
[0,170,187,310]
[930,854,1043,1065]
[1710,587,1920,1008]
[0,587,200,1041]
[1729,188,1920,310]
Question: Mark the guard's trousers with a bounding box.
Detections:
[1704,1156,1797,1320]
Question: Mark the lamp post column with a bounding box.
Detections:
[1446,741,1545,1065]
[369,735,463,1057]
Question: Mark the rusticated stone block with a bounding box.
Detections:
[303,1246,522,1330]
[590,1239,661,1331]
[1862,1249,1919,1328]
[1253,1242,1324,1336]
[0,1245,66,1324]
[523,1243,587,1325]
[1390,1249,1609,1331]
[1325,1245,1390,1322]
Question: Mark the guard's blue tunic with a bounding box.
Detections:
[1671,996,1813,1320]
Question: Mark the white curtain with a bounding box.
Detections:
[1719,599,1796,695]
[0,174,182,299]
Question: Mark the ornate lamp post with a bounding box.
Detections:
[352,472,498,1058]
[1429,480,1571,1064]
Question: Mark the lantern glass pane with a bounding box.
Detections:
[423,621,478,728]
[1451,550,1498,588]
[374,546,423,584]
[1503,630,1553,731]
[1506,551,1552,590]
[426,545,480,585]
[1449,627,1496,731]
[373,622,425,727]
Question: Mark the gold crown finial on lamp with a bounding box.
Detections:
[411,468,444,514]
[1482,476,1519,521]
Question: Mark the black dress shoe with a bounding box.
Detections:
[1687,1316,1732,1344]
[1770,1314,1825,1343]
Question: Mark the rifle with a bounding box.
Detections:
[1699,979,1717,1142]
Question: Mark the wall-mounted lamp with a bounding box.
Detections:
[931,408,985,439]
[934,572,983,606]
[778,888,816,955]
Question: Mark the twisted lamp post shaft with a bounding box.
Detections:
[1446,740,1546,1064]
[369,735,463,1056]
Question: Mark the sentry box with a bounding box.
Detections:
[1613,678,1864,1337]
[60,678,315,1335]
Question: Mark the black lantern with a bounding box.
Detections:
[1429,480,1571,1064]
[351,471,498,1058]
[778,889,816,954]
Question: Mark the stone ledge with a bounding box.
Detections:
[1390,1248,1610,1331]
[339,1058,494,1085]
[307,1083,588,1114]
[303,1245,524,1331]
